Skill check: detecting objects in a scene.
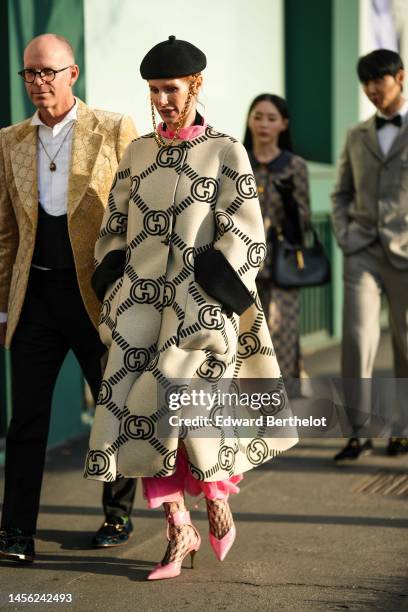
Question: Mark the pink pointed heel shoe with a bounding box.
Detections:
[209,523,236,561]
[147,510,201,580]
[206,498,236,561]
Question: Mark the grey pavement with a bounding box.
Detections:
[0,334,407,611]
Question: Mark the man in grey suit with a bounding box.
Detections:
[332,49,408,462]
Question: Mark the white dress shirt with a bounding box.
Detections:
[376,99,408,156]
[31,100,78,215]
[0,101,78,324]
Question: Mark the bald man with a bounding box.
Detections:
[0,34,138,563]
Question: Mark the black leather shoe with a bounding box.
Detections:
[92,516,133,547]
[0,528,35,563]
[387,437,408,456]
[334,438,373,462]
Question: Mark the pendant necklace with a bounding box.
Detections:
[38,123,75,171]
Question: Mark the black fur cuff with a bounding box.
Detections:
[194,248,254,315]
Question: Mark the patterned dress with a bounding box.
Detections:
[249,150,311,379]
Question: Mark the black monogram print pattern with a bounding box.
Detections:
[106,211,127,233]
[85,127,296,482]
[236,174,257,198]
[215,211,234,237]
[197,356,227,381]
[247,242,267,267]
[124,347,150,371]
[218,445,236,470]
[246,438,268,465]
[143,210,170,235]
[198,304,224,330]
[130,279,161,303]
[87,450,110,476]
[156,146,184,168]
[123,415,155,440]
[191,177,218,203]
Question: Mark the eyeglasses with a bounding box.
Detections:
[17,66,73,83]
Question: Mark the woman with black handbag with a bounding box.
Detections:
[244,94,311,381]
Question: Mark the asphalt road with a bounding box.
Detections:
[0,334,407,611]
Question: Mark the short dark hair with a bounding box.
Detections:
[243,93,293,152]
[357,49,403,83]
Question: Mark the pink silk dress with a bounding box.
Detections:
[142,118,243,508]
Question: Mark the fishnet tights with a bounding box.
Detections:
[161,501,197,565]
[206,498,233,539]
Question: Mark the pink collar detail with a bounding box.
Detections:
[157,120,206,141]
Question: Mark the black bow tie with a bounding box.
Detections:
[375,114,402,129]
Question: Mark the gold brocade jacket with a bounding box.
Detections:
[0,98,138,347]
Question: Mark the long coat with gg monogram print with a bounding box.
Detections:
[84,127,298,483]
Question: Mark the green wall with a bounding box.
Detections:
[284,0,360,165]
[285,0,333,163]
[332,0,360,161]
[285,0,360,341]
[331,0,360,338]
[1,0,87,456]
[0,0,11,128]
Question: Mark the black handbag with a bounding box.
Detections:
[270,226,331,289]
[269,177,331,289]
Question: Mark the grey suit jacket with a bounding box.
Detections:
[331,115,408,268]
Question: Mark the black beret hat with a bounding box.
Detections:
[140,35,206,79]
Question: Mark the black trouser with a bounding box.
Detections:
[1,268,136,535]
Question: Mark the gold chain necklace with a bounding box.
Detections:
[151,78,196,148]
[37,123,75,171]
